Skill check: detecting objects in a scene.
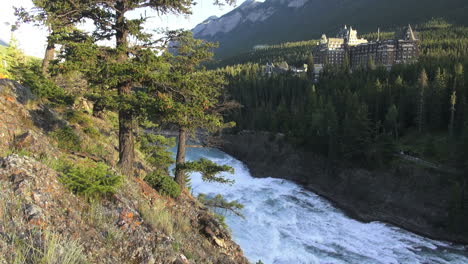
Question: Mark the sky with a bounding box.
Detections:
[0,0,246,57]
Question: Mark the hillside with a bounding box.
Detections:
[212,19,468,67]
[193,0,468,59]
[0,79,249,264]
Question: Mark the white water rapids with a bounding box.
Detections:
[184,147,468,264]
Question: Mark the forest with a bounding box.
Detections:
[222,19,468,172]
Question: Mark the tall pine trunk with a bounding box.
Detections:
[118,82,135,175]
[115,2,135,176]
[175,126,187,188]
[41,39,55,76]
[449,91,457,138]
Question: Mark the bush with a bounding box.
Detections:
[64,110,91,126]
[15,61,75,105]
[58,159,123,199]
[49,126,82,152]
[64,110,100,138]
[144,172,181,198]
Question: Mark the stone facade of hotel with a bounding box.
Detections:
[314,25,419,69]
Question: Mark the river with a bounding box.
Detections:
[184,147,468,264]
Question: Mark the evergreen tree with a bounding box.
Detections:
[164,31,235,188]
[324,101,338,171]
[430,68,446,130]
[374,79,383,122]
[306,55,315,80]
[15,0,83,75]
[417,69,428,133]
[385,104,399,139]
[449,91,457,137]
[58,0,234,176]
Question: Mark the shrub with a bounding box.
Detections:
[49,126,82,152]
[64,110,91,126]
[15,61,75,105]
[83,126,100,138]
[58,159,123,199]
[144,172,181,198]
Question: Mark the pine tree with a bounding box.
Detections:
[164,32,236,188]
[374,79,383,122]
[324,101,338,173]
[306,54,315,80]
[449,91,457,137]
[0,37,26,77]
[367,56,376,71]
[430,68,446,130]
[417,69,428,133]
[57,0,234,176]
[15,0,83,76]
[385,104,399,139]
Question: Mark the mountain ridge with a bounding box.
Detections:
[192,0,468,59]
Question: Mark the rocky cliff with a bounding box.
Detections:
[221,131,468,244]
[0,79,249,264]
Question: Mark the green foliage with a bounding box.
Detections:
[179,158,234,184]
[198,193,244,218]
[137,132,177,195]
[64,110,101,138]
[1,40,73,105]
[164,31,232,134]
[137,132,175,168]
[16,61,73,105]
[49,126,82,152]
[213,40,318,69]
[64,109,91,126]
[144,172,181,198]
[56,159,123,199]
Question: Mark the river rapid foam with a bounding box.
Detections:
[185,148,468,264]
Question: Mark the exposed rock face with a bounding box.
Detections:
[0,80,58,159]
[221,131,468,244]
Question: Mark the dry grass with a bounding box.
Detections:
[0,182,87,264]
[10,229,87,264]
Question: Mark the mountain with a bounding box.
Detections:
[193,0,468,59]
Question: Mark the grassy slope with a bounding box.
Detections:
[0,80,248,264]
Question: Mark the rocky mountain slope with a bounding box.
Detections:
[0,79,249,264]
[193,0,468,59]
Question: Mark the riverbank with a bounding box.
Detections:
[221,131,468,245]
